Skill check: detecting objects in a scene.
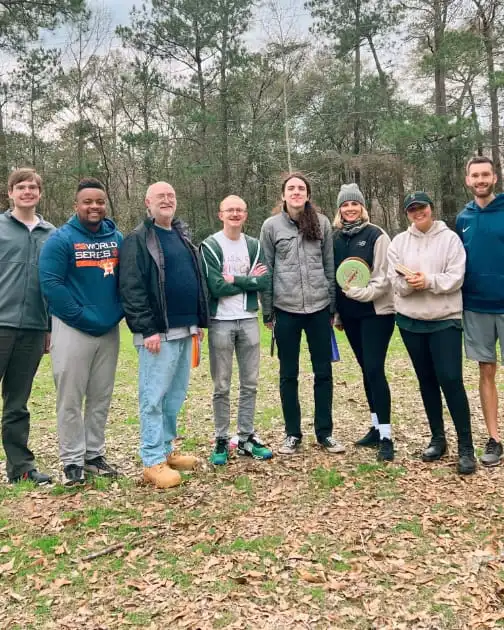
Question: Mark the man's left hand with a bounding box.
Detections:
[44,333,51,354]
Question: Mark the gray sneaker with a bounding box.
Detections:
[278,435,301,455]
[480,438,503,467]
[319,436,346,454]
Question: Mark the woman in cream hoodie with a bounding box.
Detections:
[387,192,475,475]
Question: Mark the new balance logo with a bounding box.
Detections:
[357,240,366,247]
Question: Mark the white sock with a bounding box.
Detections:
[378,424,391,440]
[371,413,379,429]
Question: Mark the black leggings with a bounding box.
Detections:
[341,314,395,425]
[399,326,473,448]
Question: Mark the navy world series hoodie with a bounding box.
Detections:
[456,193,504,313]
[39,215,124,336]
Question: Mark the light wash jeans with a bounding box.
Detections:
[138,337,191,467]
[208,318,260,441]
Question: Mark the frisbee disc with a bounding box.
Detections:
[336,257,370,289]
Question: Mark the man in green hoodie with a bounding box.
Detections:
[0,168,54,485]
[201,195,273,465]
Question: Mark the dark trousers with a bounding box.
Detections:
[341,314,395,425]
[274,307,333,441]
[0,327,45,479]
[399,326,473,448]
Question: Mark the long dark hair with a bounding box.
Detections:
[272,172,322,241]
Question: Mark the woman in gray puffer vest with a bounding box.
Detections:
[260,172,345,456]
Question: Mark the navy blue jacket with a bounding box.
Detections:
[456,193,504,313]
[39,215,124,336]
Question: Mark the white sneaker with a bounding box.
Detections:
[278,435,301,455]
[319,436,345,453]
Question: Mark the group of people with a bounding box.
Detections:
[1,156,503,489]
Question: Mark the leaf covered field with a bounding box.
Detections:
[1,324,504,629]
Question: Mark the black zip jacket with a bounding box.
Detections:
[119,217,209,338]
[333,224,382,319]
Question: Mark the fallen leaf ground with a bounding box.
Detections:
[1,325,504,629]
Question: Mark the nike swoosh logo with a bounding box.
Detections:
[462,226,470,232]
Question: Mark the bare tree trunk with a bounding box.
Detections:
[434,0,457,225]
[195,24,214,231]
[367,35,406,229]
[0,93,9,212]
[353,0,361,186]
[476,1,503,190]
[219,6,231,197]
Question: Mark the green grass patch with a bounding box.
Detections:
[31,535,61,554]
[226,535,283,557]
[310,466,344,490]
[213,611,236,628]
[392,518,423,537]
[234,475,253,497]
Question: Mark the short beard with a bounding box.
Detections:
[471,183,495,198]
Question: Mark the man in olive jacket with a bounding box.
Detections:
[0,168,54,484]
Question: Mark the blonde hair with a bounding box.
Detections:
[333,204,369,229]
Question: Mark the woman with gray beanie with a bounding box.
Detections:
[333,183,395,461]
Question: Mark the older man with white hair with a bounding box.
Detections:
[119,182,209,489]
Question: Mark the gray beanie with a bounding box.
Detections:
[337,183,365,208]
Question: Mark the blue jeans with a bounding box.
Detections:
[138,337,191,467]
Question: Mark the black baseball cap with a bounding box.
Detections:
[404,192,433,212]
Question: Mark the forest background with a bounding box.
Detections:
[1,0,503,239]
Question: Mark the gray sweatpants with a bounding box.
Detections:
[50,316,120,466]
[208,318,260,441]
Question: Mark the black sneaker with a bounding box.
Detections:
[422,438,447,462]
[63,464,85,486]
[355,427,380,448]
[10,469,52,486]
[457,447,476,475]
[480,438,503,467]
[84,456,118,478]
[377,438,394,462]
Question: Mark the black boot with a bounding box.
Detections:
[355,427,380,448]
[422,437,447,462]
[377,438,394,462]
[457,445,476,475]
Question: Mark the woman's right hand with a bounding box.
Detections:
[335,324,344,331]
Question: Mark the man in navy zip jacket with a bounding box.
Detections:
[39,178,124,485]
[456,156,504,467]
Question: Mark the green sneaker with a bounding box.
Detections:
[238,434,273,460]
[210,438,229,465]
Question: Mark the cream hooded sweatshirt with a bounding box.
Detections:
[387,221,466,321]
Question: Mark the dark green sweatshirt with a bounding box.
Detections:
[0,210,55,330]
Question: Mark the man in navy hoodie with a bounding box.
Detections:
[456,156,504,467]
[39,178,124,485]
